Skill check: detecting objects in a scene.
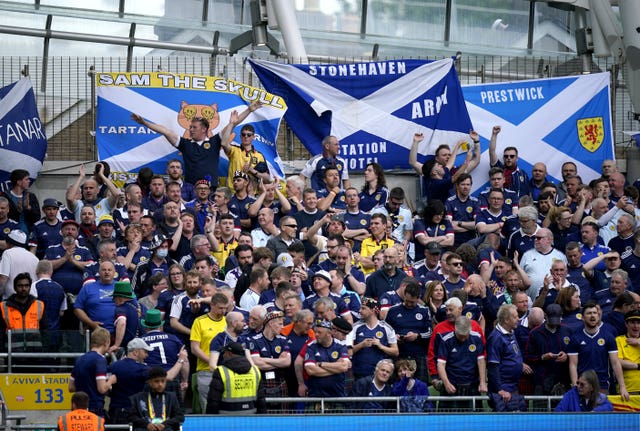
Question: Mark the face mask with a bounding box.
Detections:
[156,248,169,258]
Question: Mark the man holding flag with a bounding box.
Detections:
[220,101,271,191]
[130,102,260,189]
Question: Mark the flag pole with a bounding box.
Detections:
[88,65,97,161]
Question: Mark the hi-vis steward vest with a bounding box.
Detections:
[0,300,44,351]
[58,409,105,431]
[217,364,261,414]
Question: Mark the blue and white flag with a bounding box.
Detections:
[463,72,615,194]
[96,72,287,183]
[249,58,473,171]
[0,78,47,192]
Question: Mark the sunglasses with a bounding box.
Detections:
[285,224,298,228]
[450,262,463,267]
[503,154,517,159]
[241,132,254,137]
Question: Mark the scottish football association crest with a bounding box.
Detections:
[577,117,604,152]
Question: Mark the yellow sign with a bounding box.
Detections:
[0,374,71,410]
[577,117,604,152]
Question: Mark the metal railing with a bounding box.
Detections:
[12,425,131,431]
[263,395,564,414]
[0,330,90,373]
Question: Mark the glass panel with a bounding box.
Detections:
[0,35,43,57]
[366,0,446,42]
[125,0,166,17]
[163,0,204,23]
[0,12,48,56]
[50,15,132,36]
[533,2,574,53]
[48,38,128,57]
[450,0,530,50]
[0,10,48,27]
[293,0,361,34]
[206,0,245,25]
[39,0,119,12]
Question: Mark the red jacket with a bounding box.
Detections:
[427,319,485,378]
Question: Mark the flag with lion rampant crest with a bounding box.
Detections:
[462,72,614,194]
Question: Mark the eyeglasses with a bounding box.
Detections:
[241,132,254,137]
[450,262,463,267]
[503,154,517,159]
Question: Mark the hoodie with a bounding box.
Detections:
[206,355,266,414]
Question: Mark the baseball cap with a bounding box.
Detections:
[545,304,562,325]
[195,179,210,188]
[233,170,249,180]
[625,310,640,322]
[331,316,353,334]
[61,219,80,228]
[42,198,60,209]
[581,216,598,226]
[127,338,153,352]
[222,342,245,356]
[362,297,380,310]
[425,242,441,254]
[264,311,284,325]
[314,319,332,329]
[330,213,345,224]
[276,253,294,268]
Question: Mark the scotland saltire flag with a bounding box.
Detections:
[0,78,47,192]
[463,72,614,194]
[96,72,287,182]
[249,58,473,171]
